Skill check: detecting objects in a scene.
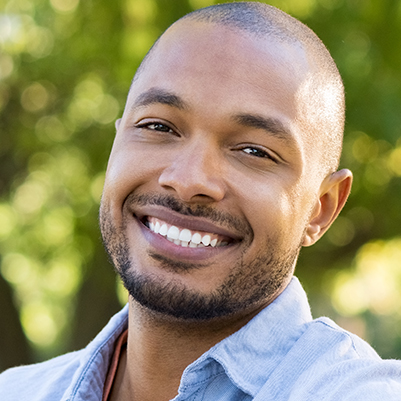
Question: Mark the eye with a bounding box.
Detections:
[139,122,173,133]
[242,146,277,162]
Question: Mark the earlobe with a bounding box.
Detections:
[303,169,353,247]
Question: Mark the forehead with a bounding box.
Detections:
[126,22,311,145]
[134,22,308,98]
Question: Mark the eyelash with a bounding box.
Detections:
[136,122,278,163]
[136,122,175,134]
[240,146,278,163]
[242,146,275,161]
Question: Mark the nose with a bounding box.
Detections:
[158,140,226,203]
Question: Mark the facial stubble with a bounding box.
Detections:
[100,198,301,321]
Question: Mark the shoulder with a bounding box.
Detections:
[288,317,401,400]
[0,305,129,401]
[304,316,379,359]
[251,315,401,400]
[0,350,84,401]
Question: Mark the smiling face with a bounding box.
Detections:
[100,21,331,320]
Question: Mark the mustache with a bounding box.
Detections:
[126,193,253,237]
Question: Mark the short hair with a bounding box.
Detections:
[133,2,345,177]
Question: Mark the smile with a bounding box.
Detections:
[144,217,230,248]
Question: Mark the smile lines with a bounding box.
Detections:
[145,217,229,248]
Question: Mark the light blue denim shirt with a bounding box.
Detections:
[1,277,401,400]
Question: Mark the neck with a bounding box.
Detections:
[110,298,264,401]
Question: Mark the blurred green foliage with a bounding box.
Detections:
[1,0,401,370]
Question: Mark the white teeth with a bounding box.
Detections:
[201,234,211,246]
[159,223,168,236]
[147,218,229,249]
[191,232,202,244]
[167,225,179,240]
[179,229,192,242]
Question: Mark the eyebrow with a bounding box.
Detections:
[131,88,188,111]
[232,113,295,144]
[130,88,295,147]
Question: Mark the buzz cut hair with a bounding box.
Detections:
[133,2,345,177]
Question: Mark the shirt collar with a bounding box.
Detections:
[69,277,311,400]
[65,304,129,401]
[180,277,312,397]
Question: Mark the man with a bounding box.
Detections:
[1,2,401,400]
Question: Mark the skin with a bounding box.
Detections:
[100,21,352,401]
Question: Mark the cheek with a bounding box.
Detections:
[238,179,305,244]
[104,145,164,202]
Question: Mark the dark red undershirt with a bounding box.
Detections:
[102,329,128,401]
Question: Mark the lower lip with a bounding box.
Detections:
[136,217,235,262]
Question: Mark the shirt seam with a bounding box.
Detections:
[314,319,362,358]
[180,369,226,391]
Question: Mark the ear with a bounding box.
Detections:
[303,169,353,247]
[115,118,122,131]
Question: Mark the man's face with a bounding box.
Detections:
[100,22,320,320]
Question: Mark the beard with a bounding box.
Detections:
[100,194,301,321]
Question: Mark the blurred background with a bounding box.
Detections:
[1,0,401,371]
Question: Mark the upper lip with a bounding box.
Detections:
[132,205,244,241]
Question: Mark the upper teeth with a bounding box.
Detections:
[147,217,224,248]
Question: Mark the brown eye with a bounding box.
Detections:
[242,147,276,162]
[146,123,172,132]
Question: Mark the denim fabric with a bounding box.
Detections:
[1,277,401,400]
